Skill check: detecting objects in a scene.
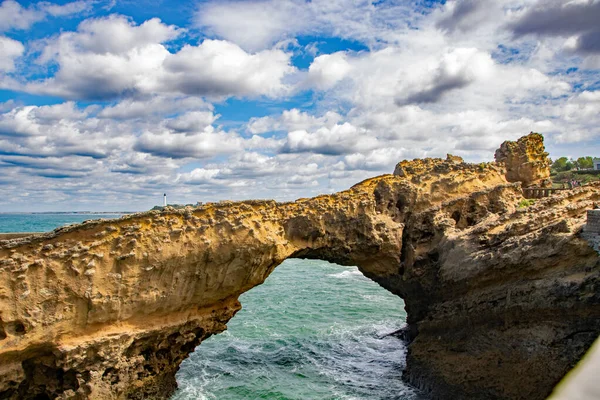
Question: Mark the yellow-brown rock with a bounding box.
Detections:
[0,134,598,400]
[494,132,551,187]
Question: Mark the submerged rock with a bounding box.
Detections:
[0,133,598,399]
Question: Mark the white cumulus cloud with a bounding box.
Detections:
[26,16,297,100]
[0,36,24,72]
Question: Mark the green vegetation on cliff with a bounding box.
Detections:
[551,156,595,173]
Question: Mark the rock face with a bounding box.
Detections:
[494,132,551,187]
[0,134,598,400]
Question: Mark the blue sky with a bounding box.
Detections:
[0,0,599,211]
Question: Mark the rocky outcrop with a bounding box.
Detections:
[0,233,41,241]
[494,132,551,187]
[0,134,598,400]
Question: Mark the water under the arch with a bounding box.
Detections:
[173,258,419,400]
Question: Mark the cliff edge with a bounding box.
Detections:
[0,133,598,399]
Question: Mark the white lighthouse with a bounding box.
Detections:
[163,193,167,207]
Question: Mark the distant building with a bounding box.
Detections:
[163,193,167,207]
[594,158,600,171]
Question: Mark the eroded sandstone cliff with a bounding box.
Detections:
[0,133,598,399]
[494,132,551,187]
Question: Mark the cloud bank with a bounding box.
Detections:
[0,0,597,211]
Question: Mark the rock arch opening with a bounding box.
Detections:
[172,259,417,400]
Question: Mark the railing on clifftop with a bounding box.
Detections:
[523,187,570,199]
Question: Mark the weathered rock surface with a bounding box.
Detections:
[494,132,551,187]
[0,135,598,400]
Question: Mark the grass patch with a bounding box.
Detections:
[518,199,536,208]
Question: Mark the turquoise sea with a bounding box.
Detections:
[2,214,417,399]
[173,259,418,400]
[0,213,124,233]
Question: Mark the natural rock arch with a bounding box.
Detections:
[0,134,599,400]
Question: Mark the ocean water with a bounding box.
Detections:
[0,213,124,233]
[173,259,419,400]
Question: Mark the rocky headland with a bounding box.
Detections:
[0,133,598,399]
